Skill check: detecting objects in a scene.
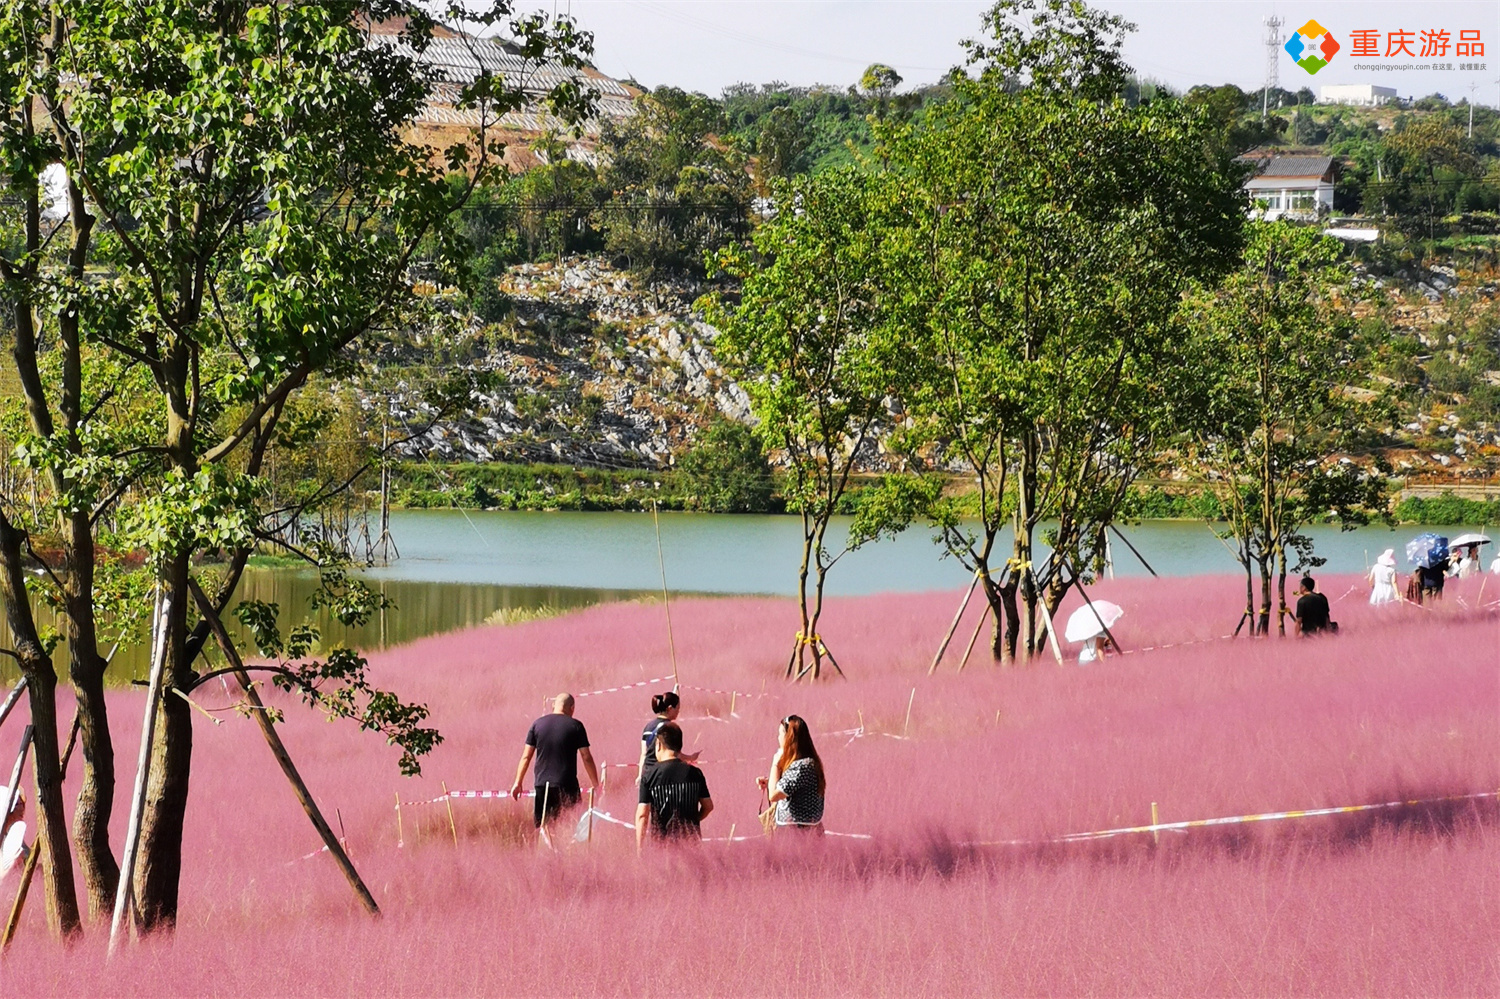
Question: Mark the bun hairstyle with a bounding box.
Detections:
[651,691,680,714]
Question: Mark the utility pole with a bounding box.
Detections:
[1263,16,1285,120]
[1468,82,1479,137]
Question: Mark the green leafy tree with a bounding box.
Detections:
[676,419,775,513]
[706,168,909,679]
[1185,222,1387,636]
[598,87,750,282]
[1383,116,1481,235]
[878,0,1245,661]
[0,0,594,933]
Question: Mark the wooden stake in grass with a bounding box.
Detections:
[441,781,458,848]
[651,501,680,687]
[931,573,981,674]
[586,788,594,844]
[903,687,916,739]
[1151,801,1160,847]
[111,589,170,956]
[957,603,992,671]
[190,580,379,916]
[0,678,26,732]
[395,793,404,849]
[1030,567,1065,665]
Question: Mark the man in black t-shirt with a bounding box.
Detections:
[1293,576,1332,636]
[510,693,600,828]
[635,722,712,849]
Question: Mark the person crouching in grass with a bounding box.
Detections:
[636,722,712,850]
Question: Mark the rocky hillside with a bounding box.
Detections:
[388,257,751,469]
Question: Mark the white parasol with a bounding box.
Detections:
[1450,534,1491,548]
[1064,601,1124,643]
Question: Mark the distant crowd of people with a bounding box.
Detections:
[508,689,826,848]
[1368,541,1497,608]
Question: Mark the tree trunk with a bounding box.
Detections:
[134,365,197,932]
[788,512,814,679]
[62,512,117,921]
[132,552,192,932]
[1275,545,1288,638]
[998,579,1020,662]
[1257,556,1273,637]
[0,511,81,937]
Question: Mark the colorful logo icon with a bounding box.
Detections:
[1285,19,1341,74]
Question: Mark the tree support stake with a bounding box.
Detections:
[189,579,379,917]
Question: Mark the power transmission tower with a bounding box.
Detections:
[1263,16,1285,120]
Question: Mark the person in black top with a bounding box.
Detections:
[1293,576,1332,636]
[635,722,712,849]
[637,690,700,783]
[1420,558,1449,599]
[510,693,600,828]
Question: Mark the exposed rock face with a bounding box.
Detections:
[387,257,753,468]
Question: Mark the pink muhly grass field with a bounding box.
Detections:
[1,573,1496,997]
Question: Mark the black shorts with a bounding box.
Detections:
[533,783,581,827]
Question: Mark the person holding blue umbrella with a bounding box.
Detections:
[1406,534,1450,600]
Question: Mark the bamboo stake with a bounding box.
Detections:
[586,789,594,843]
[1151,802,1160,846]
[110,589,170,956]
[1030,568,1065,665]
[2,725,33,833]
[1110,525,1158,577]
[729,691,737,717]
[538,783,551,849]
[903,688,915,739]
[0,678,26,733]
[441,781,458,848]
[930,573,981,674]
[189,580,379,916]
[957,603,992,672]
[651,501,679,687]
[395,793,403,848]
[726,822,735,845]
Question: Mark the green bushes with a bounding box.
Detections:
[1393,491,1500,526]
[676,420,776,513]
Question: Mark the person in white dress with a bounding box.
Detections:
[1454,544,1482,579]
[1368,549,1400,605]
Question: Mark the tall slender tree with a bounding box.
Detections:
[706,168,911,680]
[879,0,1244,659]
[0,0,595,931]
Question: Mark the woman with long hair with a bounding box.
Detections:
[637,689,698,783]
[755,715,825,833]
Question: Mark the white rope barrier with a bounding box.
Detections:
[966,789,1500,847]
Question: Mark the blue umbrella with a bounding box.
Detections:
[1405,534,1449,568]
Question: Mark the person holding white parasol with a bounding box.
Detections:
[1065,600,1123,664]
[1449,534,1490,579]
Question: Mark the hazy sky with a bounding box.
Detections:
[515,0,1500,104]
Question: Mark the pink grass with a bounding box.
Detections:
[1,573,1496,997]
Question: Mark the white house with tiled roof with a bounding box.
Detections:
[1239,155,1337,220]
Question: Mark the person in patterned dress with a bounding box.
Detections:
[756,715,826,834]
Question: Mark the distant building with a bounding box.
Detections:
[365,20,638,172]
[1319,84,1398,107]
[1239,155,1338,220]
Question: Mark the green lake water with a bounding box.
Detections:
[0,510,1483,682]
